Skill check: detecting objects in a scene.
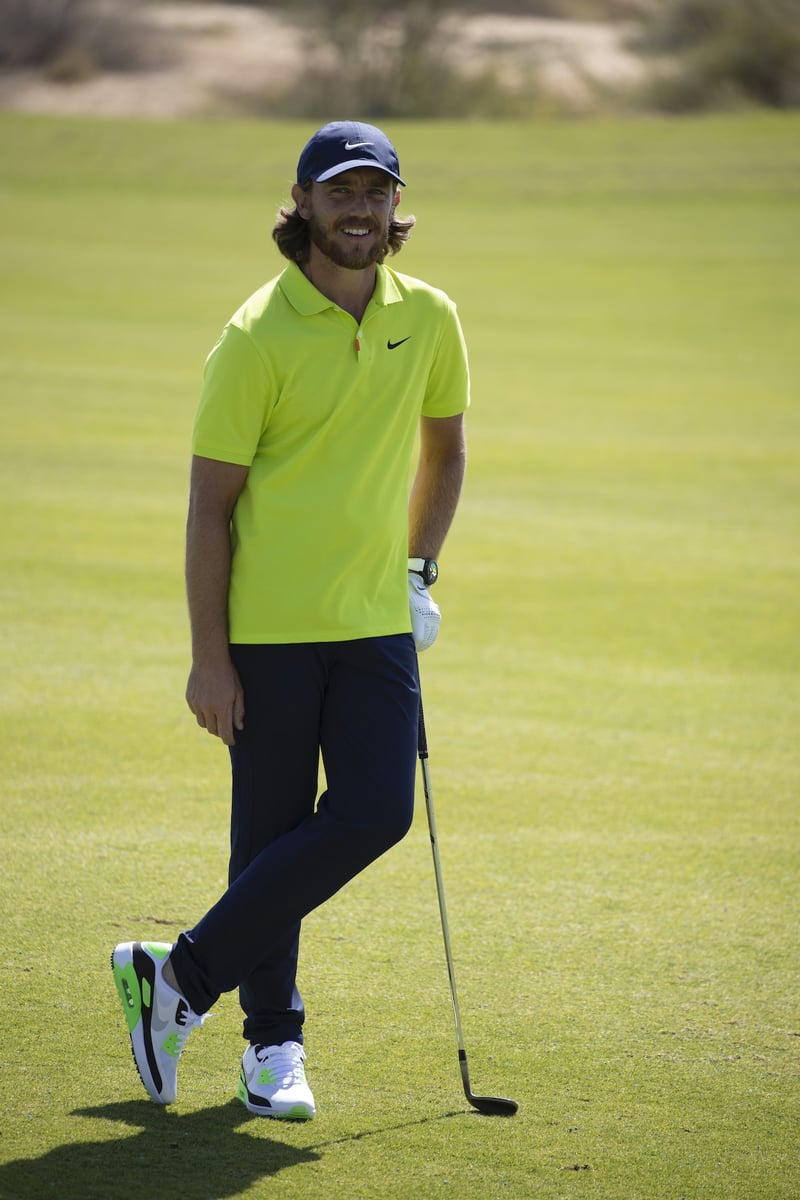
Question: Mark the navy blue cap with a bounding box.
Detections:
[296,121,405,187]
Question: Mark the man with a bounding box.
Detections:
[112,121,469,1120]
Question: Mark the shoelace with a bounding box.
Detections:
[253,1042,306,1086]
[170,1007,206,1054]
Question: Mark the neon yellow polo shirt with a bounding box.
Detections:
[192,262,470,643]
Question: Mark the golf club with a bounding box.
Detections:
[417,681,518,1117]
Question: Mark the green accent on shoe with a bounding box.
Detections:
[162,1033,183,1058]
[143,942,171,959]
[112,962,141,1034]
[273,1105,314,1121]
[257,1067,277,1086]
[236,1078,248,1105]
[141,978,152,1008]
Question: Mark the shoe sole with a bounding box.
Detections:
[236,1076,315,1120]
[111,942,172,1105]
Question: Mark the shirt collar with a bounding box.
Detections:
[369,264,403,310]
[280,262,403,316]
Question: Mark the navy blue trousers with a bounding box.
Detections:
[170,634,419,1046]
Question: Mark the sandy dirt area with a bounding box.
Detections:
[0,4,645,119]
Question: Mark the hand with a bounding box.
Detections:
[408,572,441,652]
[185,658,245,747]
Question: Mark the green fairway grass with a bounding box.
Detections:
[1,111,798,1199]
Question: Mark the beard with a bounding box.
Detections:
[306,210,390,270]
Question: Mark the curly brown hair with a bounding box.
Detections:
[272,204,416,265]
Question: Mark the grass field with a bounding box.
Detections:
[1,111,798,1200]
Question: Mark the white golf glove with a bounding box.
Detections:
[408,571,441,652]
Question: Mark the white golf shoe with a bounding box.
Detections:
[111,941,204,1104]
[237,1040,316,1120]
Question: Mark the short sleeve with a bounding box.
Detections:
[191,323,275,466]
[421,298,470,419]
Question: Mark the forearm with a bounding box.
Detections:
[185,508,234,664]
[408,431,466,558]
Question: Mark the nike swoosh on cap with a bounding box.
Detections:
[345,141,374,150]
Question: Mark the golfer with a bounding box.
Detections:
[112,121,469,1120]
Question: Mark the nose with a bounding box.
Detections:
[348,189,371,215]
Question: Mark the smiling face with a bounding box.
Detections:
[292,168,400,271]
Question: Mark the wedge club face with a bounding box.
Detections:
[460,1055,518,1116]
[468,1094,519,1117]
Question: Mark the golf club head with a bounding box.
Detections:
[468,1093,519,1117]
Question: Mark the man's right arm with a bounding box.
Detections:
[184,454,250,747]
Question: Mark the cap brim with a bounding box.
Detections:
[313,159,405,186]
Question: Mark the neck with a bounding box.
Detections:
[301,252,378,324]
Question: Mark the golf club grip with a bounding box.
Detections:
[417,692,428,760]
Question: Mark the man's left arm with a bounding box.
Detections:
[408,412,467,558]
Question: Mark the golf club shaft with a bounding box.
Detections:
[416,691,472,1099]
[416,676,519,1117]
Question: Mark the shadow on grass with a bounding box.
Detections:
[0,1099,318,1200]
[0,1100,468,1200]
[312,1108,467,1148]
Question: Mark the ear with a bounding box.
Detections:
[393,189,401,210]
[292,183,311,219]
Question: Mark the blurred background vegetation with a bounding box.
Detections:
[1,0,799,116]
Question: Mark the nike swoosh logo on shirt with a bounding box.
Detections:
[387,337,411,350]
